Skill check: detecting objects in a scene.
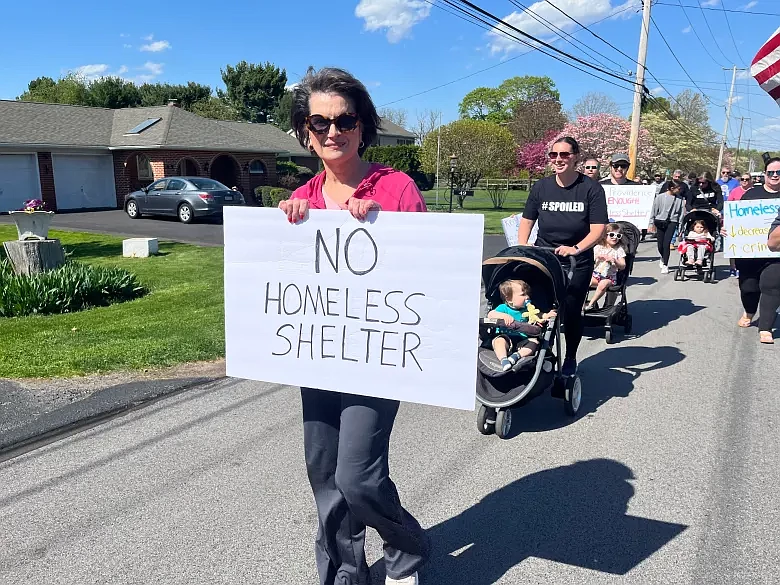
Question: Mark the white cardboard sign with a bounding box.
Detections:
[723,198,780,259]
[223,207,485,411]
[603,184,657,229]
[501,214,538,247]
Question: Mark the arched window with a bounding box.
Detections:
[137,154,153,180]
[249,160,266,175]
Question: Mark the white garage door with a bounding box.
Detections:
[0,154,40,213]
[52,154,117,210]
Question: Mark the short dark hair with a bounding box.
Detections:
[552,136,580,154]
[291,67,381,157]
[765,157,780,170]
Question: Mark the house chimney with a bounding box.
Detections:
[168,99,179,107]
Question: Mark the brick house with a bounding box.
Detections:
[0,99,317,213]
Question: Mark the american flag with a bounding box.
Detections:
[752,27,780,106]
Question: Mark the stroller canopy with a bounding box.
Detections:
[615,221,641,257]
[681,209,719,235]
[482,246,568,315]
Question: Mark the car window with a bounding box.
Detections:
[150,180,168,191]
[166,179,186,190]
[189,178,229,190]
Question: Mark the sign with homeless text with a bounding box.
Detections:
[603,184,657,229]
[723,198,780,259]
[223,207,485,411]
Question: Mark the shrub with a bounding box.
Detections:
[296,165,315,181]
[0,259,148,318]
[276,160,299,176]
[255,186,292,208]
[363,145,422,174]
[279,174,300,190]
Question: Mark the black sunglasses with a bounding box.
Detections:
[584,165,598,170]
[740,177,751,181]
[548,151,573,160]
[611,163,629,169]
[767,170,780,177]
[306,113,360,135]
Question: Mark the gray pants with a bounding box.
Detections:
[302,387,430,585]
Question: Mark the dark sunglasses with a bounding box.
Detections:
[606,232,623,239]
[305,113,359,135]
[584,165,598,170]
[740,177,751,181]
[611,163,629,169]
[548,151,573,160]
[767,170,780,177]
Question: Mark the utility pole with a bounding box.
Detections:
[734,116,748,170]
[717,66,746,173]
[628,0,652,181]
[435,111,442,208]
[746,138,753,173]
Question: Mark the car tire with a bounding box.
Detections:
[126,199,141,219]
[178,203,194,224]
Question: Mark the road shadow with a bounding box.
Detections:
[507,345,685,434]
[628,298,704,337]
[627,275,657,287]
[370,459,687,583]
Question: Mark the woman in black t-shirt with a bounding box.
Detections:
[686,171,724,214]
[518,136,609,375]
[726,157,780,344]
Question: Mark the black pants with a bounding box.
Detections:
[735,260,780,331]
[301,388,429,584]
[555,253,594,360]
[654,220,678,265]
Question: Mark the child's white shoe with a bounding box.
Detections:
[387,573,419,585]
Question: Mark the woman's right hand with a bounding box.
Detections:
[720,226,728,237]
[279,198,309,223]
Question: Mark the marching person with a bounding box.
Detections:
[651,179,686,274]
[725,157,780,344]
[599,153,639,188]
[582,157,601,182]
[518,136,609,376]
[686,171,723,215]
[280,67,429,585]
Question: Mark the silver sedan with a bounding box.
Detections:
[124,177,246,223]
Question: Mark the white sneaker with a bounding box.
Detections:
[659,259,664,268]
[387,573,419,585]
[661,265,669,274]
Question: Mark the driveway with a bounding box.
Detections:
[0,210,509,258]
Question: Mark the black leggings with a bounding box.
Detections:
[654,221,678,265]
[557,254,594,360]
[736,259,780,331]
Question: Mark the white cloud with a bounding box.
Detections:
[123,44,132,49]
[117,65,128,75]
[682,26,692,34]
[140,40,171,52]
[284,82,299,91]
[120,33,130,38]
[650,86,666,96]
[142,34,154,41]
[741,1,758,8]
[73,64,109,80]
[488,0,638,56]
[737,69,751,79]
[762,123,780,133]
[140,62,163,76]
[728,95,744,105]
[355,0,432,43]
[701,0,720,7]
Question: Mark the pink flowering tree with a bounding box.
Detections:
[516,134,553,177]
[550,114,660,174]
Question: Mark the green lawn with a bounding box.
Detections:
[422,189,528,234]
[0,228,225,378]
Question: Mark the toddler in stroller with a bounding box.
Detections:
[674,210,719,283]
[487,279,557,371]
[476,246,582,439]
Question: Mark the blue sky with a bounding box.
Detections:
[2,0,779,152]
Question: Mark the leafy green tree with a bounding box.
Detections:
[192,97,240,121]
[272,90,293,131]
[458,87,507,123]
[420,119,515,206]
[17,74,90,105]
[138,82,212,110]
[362,145,422,173]
[510,98,567,147]
[498,75,560,114]
[218,61,287,123]
[88,77,141,108]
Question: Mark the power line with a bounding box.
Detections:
[718,0,748,67]
[655,2,780,17]
[674,0,727,68]
[695,1,732,66]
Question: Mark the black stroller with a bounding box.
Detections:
[582,221,640,344]
[476,246,581,439]
[673,209,719,283]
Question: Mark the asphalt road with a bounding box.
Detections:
[1,240,778,584]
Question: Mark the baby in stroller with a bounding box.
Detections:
[679,219,714,266]
[487,279,557,371]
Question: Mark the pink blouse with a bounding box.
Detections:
[322,188,348,210]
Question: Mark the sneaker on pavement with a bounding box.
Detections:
[661,265,669,274]
[659,259,664,269]
[387,572,419,585]
[562,357,577,377]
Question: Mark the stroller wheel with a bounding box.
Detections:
[477,405,496,435]
[624,315,633,335]
[605,328,613,344]
[564,375,582,417]
[495,409,512,439]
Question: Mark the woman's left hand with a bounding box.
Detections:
[346,198,381,221]
[555,245,579,257]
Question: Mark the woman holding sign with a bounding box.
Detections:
[728,157,780,344]
[278,68,429,585]
[517,136,609,375]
